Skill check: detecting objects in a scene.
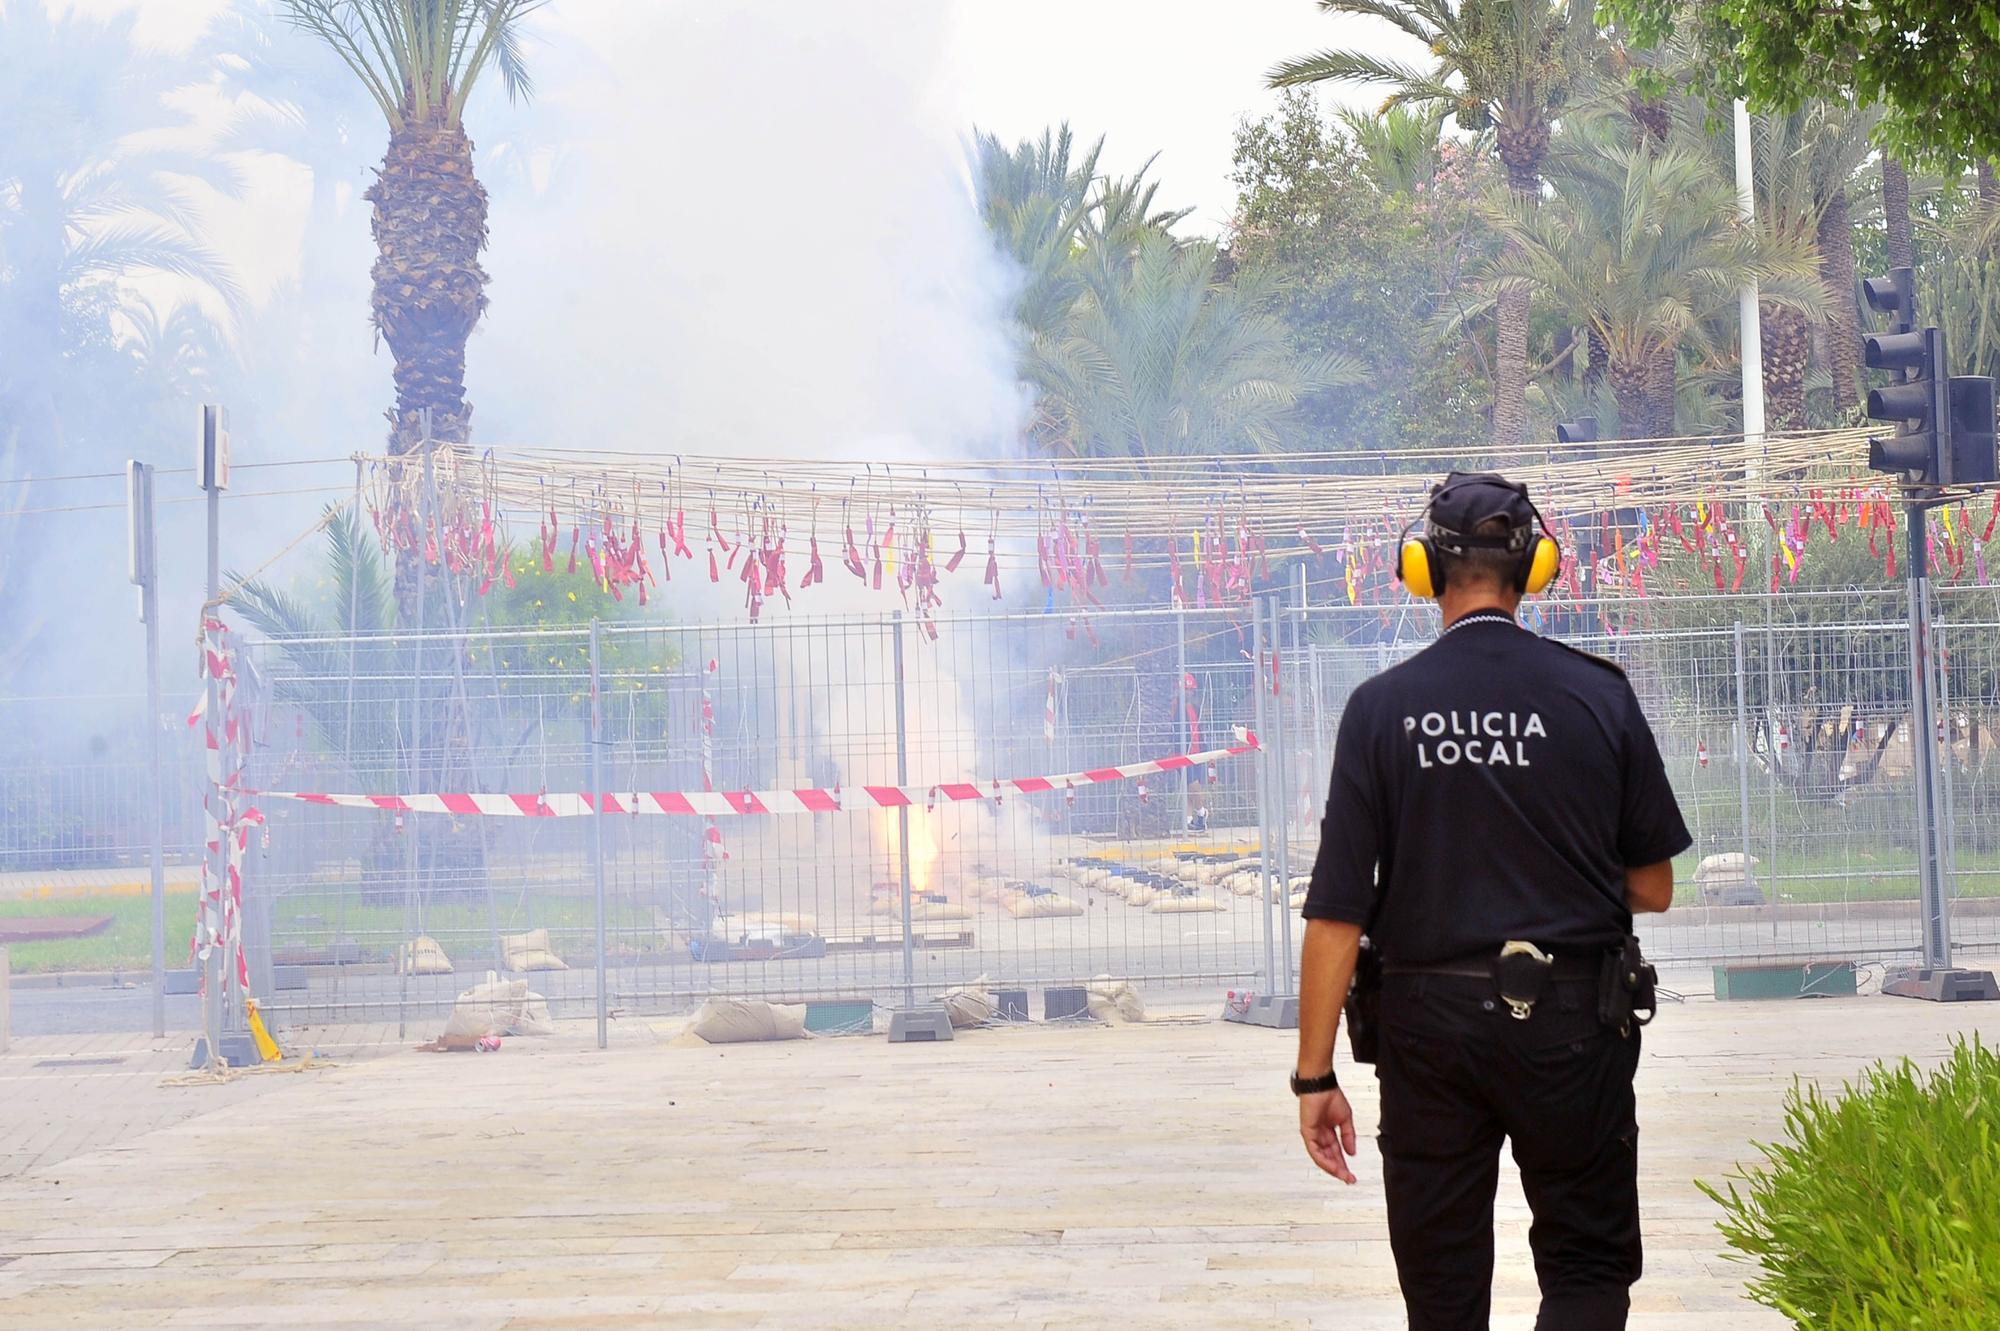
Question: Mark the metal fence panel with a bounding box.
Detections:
[10,585,2000,1031]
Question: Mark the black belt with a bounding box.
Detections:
[1384,953,1600,980]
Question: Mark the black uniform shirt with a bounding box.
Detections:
[1301,613,1692,963]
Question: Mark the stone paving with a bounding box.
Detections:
[0,985,1995,1330]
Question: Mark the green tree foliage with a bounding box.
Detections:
[1270,0,1599,447]
[1229,91,1496,452]
[975,125,1352,461]
[1600,0,2000,173]
[1483,116,1824,439]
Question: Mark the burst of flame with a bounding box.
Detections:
[875,808,942,902]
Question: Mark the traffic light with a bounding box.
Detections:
[1864,323,1946,482]
[1949,376,1998,485]
[1555,417,1599,445]
[1862,267,1916,335]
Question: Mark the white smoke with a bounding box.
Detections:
[474,0,1027,469]
[463,2,1036,921]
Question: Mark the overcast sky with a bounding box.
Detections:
[77,0,1406,297]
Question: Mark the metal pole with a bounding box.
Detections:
[1764,617,1779,913]
[1905,508,1952,967]
[590,619,608,1049]
[132,461,167,1038]
[202,434,223,1069]
[396,422,431,1042]
[1733,100,1766,456]
[892,613,915,1010]
[1732,621,1754,893]
[1271,596,1296,997]
[1251,601,1276,991]
[1931,581,1960,892]
[1175,609,1190,826]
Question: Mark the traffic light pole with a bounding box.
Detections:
[1900,498,1950,969]
[1886,495,1999,1001]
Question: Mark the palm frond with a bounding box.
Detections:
[60,221,246,309]
[1268,50,1456,105]
[278,0,542,127]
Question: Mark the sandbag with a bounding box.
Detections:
[1123,884,1158,907]
[939,975,999,1028]
[1151,893,1223,914]
[1004,890,1085,919]
[441,976,530,1042]
[909,902,971,923]
[1086,976,1146,1023]
[396,934,454,976]
[501,928,568,972]
[685,998,809,1044]
[1226,871,1263,897]
[510,991,556,1037]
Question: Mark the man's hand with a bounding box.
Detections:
[1299,1087,1359,1184]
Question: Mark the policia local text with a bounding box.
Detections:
[1404,710,1547,768]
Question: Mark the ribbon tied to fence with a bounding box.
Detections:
[254,729,1260,818]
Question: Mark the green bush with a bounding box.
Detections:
[1702,1037,2000,1329]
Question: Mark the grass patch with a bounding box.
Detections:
[1668,847,2000,906]
[1703,1038,2000,1329]
[0,891,199,975]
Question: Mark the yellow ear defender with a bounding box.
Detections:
[1522,532,1560,594]
[1398,536,1440,599]
[1395,474,1561,600]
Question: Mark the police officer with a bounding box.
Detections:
[1291,472,1690,1331]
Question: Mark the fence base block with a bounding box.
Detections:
[189,1033,262,1068]
[1222,992,1300,1028]
[1882,966,2000,1003]
[804,998,874,1034]
[1713,960,1858,1001]
[886,1006,954,1043]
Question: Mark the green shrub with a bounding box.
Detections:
[1701,1037,2000,1329]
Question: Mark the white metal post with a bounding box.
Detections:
[1734,100,1766,453]
[590,619,609,1049]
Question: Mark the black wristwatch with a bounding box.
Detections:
[1289,1068,1339,1096]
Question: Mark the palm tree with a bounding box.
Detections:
[276,0,545,615]
[1034,228,1359,461]
[1337,105,1449,197]
[1486,123,1824,439]
[974,125,1103,356]
[0,2,245,459]
[974,130,1190,455]
[1270,0,1595,446]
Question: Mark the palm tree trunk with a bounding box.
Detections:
[1882,157,1915,269]
[1760,304,1809,430]
[1609,358,1649,440]
[1644,344,1677,439]
[1584,326,1608,393]
[1492,124,1549,449]
[1494,281,1530,446]
[1817,187,1862,411]
[366,111,491,623]
[1980,160,1997,204]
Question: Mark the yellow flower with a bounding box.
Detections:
[567,591,577,602]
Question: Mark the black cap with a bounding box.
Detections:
[1429,472,1535,535]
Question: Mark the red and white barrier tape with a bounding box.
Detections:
[190,618,258,991]
[256,729,1259,818]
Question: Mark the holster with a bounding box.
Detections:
[1345,936,1383,1065]
[1598,935,1658,1037]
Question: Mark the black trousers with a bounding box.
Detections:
[1376,972,1642,1331]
